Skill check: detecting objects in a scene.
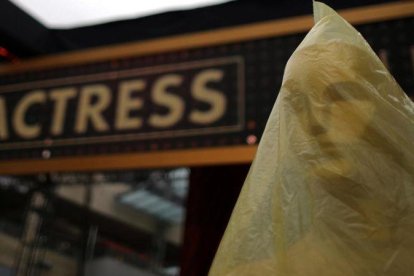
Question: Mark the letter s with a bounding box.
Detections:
[190,69,226,125]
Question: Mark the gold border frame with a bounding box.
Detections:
[0,1,413,174]
[0,56,245,149]
[0,146,257,174]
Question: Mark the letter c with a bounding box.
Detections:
[13,90,46,139]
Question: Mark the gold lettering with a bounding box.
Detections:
[75,84,111,133]
[13,90,46,139]
[149,74,184,128]
[115,80,145,130]
[190,69,226,124]
[50,87,77,135]
[0,97,8,140]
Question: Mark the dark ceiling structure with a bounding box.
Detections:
[0,0,398,60]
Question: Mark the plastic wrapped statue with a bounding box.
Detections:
[209,2,414,276]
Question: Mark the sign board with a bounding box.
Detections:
[0,57,244,150]
[0,2,413,174]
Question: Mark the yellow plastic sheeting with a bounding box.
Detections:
[209,2,414,275]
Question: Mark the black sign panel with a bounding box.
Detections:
[0,57,243,150]
[0,16,413,161]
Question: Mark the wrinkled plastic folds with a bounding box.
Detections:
[209,2,414,275]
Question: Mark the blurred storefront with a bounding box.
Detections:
[0,0,413,275]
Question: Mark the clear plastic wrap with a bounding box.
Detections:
[209,2,414,275]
